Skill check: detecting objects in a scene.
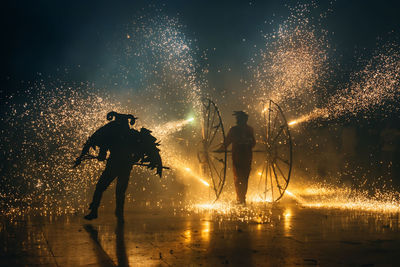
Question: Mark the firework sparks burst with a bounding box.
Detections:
[288,43,400,126]
[248,2,331,112]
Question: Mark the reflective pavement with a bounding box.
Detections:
[1,203,400,266]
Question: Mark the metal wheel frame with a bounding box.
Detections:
[197,98,227,201]
[258,99,293,202]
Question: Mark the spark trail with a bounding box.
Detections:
[152,118,194,140]
[289,43,400,126]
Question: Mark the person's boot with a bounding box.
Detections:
[84,208,98,220]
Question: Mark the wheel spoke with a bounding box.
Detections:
[273,161,288,183]
[276,156,290,165]
[271,163,282,195]
[270,109,279,140]
[205,101,211,140]
[258,100,292,202]
[197,99,229,201]
[206,158,218,192]
[207,106,217,142]
[209,123,221,146]
[270,125,284,145]
[268,162,274,201]
[209,157,222,187]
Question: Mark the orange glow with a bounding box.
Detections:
[184,167,210,187]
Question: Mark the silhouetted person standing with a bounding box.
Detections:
[223,111,256,204]
[74,111,163,222]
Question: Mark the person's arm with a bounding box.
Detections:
[73,139,92,167]
[214,127,232,152]
[224,128,233,148]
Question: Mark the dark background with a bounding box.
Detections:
[1,0,400,89]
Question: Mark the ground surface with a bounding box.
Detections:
[1,202,400,267]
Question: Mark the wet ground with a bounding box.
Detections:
[1,202,400,266]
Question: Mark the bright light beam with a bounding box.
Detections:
[184,167,210,187]
[153,117,195,139]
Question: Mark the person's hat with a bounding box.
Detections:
[232,111,248,118]
[107,111,138,125]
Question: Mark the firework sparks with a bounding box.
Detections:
[289,184,400,213]
[248,2,331,110]
[152,117,195,140]
[183,167,210,187]
[0,82,130,214]
[120,13,205,119]
[288,43,400,126]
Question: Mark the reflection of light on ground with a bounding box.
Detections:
[183,220,192,244]
[248,195,273,203]
[201,221,211,242]
[283,208,292,236]
[187,202,273,224]
[184,229,191,240]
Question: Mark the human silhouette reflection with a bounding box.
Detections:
[115,222,129,267]
[84,223,129,267]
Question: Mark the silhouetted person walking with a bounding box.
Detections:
[223,111,256,204]
[74,111,163,222]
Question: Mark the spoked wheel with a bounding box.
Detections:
[258,100,292,202]
[197,98,227,201]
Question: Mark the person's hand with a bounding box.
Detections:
[213,144,226,153]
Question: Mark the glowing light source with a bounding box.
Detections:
[153,118,194,139]
[200,179,210,187]
[184,166,210,187]
[285,190,294,197]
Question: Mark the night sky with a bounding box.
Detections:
[1,0,400,91]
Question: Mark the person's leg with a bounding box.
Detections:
[85,164,116,220]
[233,163,251,204]
[115,166,132,221]
[233,165,242,202]
[240,166,251,203]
